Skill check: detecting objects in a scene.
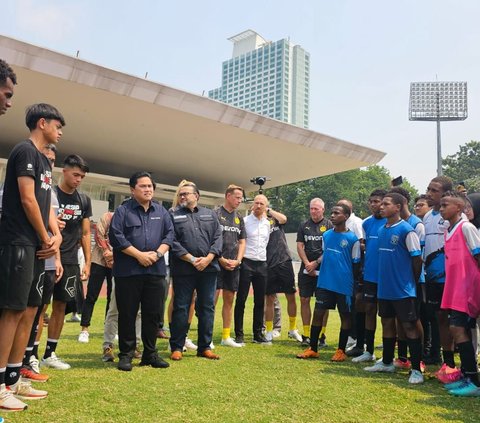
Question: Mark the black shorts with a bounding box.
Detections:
[449,310,477,329]
[378,298,418,322]
[315,288,353,313]
[298,268,318,298]
[27,258,45,307]
[266,261,296,295]
[362,281,378,303]
[53,264,79,303]
[426,282,444,311]
[217,268,240,292]
[42,269,57,305]
[0,244,36,311]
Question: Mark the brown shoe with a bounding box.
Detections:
[170,350,183,361]
[197,350,220,360]
[134,348,142,359]
[157,329,170,339]
[296,347,320,359]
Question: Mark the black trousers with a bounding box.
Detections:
[80,262,112,327]
[115,275,166,360]
[234,258,267,338]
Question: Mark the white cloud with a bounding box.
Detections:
[15,0,81,41]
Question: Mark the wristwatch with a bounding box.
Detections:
[156,251,164,259]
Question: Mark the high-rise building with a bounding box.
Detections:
[209,30,310,128]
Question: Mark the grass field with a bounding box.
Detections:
[5,297,479,423]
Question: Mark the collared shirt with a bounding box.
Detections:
[346,212,364,240]
[243,213,270,261]
[109,198,174,277]
[91,212,113,267]
[170,205,223,276]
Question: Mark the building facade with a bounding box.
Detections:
[209,30,310,128]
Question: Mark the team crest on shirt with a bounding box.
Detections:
[319,225,327,232]
[27,163,33,170]
[340,239,349,248]
[235,217,240,224]
[390,235,399,245]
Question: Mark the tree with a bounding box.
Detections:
[260,165,418,232]
[443,141,480,192]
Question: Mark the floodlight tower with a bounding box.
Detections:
[409,81,468,176]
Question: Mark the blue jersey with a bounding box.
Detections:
[362,215,387,284]
[317,229,361,296]
[377,220,421,300]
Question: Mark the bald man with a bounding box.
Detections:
[234,195,271,344]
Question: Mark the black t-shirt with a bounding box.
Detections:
[214,206,246,260]
[0,140,52,246]
[56,187,92,264]
[296,217,333,262]
[266,218,291,268]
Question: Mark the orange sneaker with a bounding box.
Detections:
[20,366,49,383]
[331,349,347,362]
[296,348,319,359]
[170,351,183,361]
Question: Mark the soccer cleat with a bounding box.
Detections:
[288,329,303,342]
[220,337,243,348]
[346,346,365,357]
[184,338,198,351]
[331,349,347,362]
[296,348,319,359]
[449,380,480,397]
[364,360,395,373]
[420,361,426,373]
[0,383,27,411]
[301,336,311,347]
[272,330,281,338]
[78,330,89,343]
[29,356,41,374]
[408,369,424,384]
[8,378,48,400]
[352,351,376,363]
[265,331,274,342]
[436,363,462,384]
[20,365,49,383]
[318,334,328,348]
[102,346,115,362]
[41,352,71,370]
[346,336,357,350]
[444,378,469,391]
[393,358,411,370]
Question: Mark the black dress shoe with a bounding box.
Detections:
[118,356,133,371]
[253,334,272,344]
[140,354,170,369]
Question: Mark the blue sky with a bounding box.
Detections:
[3,0,479,191]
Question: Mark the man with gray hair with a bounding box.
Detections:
[296,198,333,346]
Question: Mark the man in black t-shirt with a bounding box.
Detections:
[41,155,92,370]
[0,102,64,411]
[264,209,302,343]
[214,185,246,348]
[296,198,333,346]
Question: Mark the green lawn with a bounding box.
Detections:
[6,297,479,423]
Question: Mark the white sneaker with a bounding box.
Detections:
[346,336,357,350]
[220,337,243,348]
[408,369,424,384]
[265,331,274,342]
[41,352,71,370]
[8,378,48,400]
[210,341,215,350]
[288,329,303,342]
[0,383,27,411]
[78,330,89,343]
[67,313,81,323]
[364,360,395,373]
[184,338,198,351]
[29,355,41,374]
[272,329,281,338]
[352,351,376,363]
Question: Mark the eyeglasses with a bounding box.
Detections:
[178,192,194,197]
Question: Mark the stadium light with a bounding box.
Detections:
[409,81,468,176]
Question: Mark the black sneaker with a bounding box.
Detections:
[140,354,170,369]
[301,335,311,347]
[346,346,364,357]
[253,334,272,345]
[235,335,245,345]
[118,356,132,372]
[318,334,328,348]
